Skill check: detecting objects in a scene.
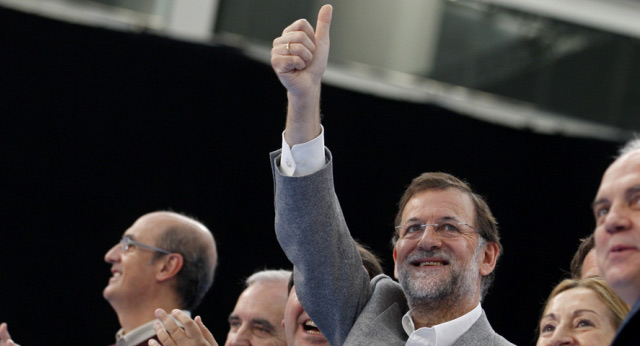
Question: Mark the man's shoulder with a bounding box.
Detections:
[343,275,409,346]
[612,303,640,346]
[369,274,405,299]
[454,311,515,346]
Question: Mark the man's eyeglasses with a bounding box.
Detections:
[120,235,171,254]
[395,221,477,240]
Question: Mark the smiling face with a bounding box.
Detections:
[225,281,288,346]
[393,188,492,310]
[283,285,328,346]
[537,287,617,346]
[593,151,640,304]
[103,213,168,309]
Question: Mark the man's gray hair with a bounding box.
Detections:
[245,269,292,288]
[618,136,640,158]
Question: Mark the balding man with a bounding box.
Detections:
[150,269,290,346]
[0,211,218,346]
[593,139,640,345]
[104,211,218,346]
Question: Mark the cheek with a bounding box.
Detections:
[594,230,609,263]
[577,329,615,345]
[284,302,302,325]
[394,242,413,262]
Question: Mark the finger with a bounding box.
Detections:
[273,33,315,66]
[315,5,333,43]
[271,51,307,74]
[153,320,176,346]
[282,19,316,44]
[278,28,316,53]
[155,309,184,342]
[0,323,13,346]
[195,316,218,346]
[280,42,313,66]
[171,309,202,340]
[0,323,10,339]
[148,338,162,346]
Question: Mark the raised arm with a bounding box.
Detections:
[271,4,332,146]
[270,7,377,346]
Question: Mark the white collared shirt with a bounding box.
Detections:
[115,310,191,346]
[402,303,482,346]
[279,127,325,177]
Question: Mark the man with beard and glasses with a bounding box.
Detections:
[268,5,512,346]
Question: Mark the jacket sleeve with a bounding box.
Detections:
[271,148,372,346]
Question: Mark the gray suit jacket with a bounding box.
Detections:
[271,149,514,346]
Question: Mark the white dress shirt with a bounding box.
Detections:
[279,127,326,176]
[402,303,482,346]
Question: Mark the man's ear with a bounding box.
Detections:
[393,246,399,279]
[479,242,499,276]
[156,253,184,282]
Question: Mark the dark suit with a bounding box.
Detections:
[611,298,640,346]
[271,149,513,346]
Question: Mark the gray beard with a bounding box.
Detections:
[397,248,480,310]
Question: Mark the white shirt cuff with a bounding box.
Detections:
[279,126,325,177]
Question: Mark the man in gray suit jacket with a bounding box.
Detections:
[270,5,513,346]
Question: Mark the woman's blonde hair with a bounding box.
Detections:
[541,277,630,331]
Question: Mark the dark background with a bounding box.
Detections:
[0,6,622,345]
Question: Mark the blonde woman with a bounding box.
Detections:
[537,277,629,345]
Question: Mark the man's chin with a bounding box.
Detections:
[103,285,116,301]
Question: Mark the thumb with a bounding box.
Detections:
[315,4,332,43]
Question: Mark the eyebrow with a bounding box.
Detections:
[627,186,640,200]
[227,315,276,332]
[593,185,640,210]
[123,234,135,240]
[592,198,608,211]
[403,216,461,223]
[573,309,598,316]
[542,309,598,320]
[250,318,276,332]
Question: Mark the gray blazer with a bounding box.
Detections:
[271,149,514,346]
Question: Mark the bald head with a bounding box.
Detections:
[147,211,218,311]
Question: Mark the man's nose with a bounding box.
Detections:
[604,203,633,234]
[104,243,121,263]
[417,224,443,250]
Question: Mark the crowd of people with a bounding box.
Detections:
[2,4,640,346]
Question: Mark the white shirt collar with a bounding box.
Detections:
[402,303,482,346]
[115,310,191,346]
